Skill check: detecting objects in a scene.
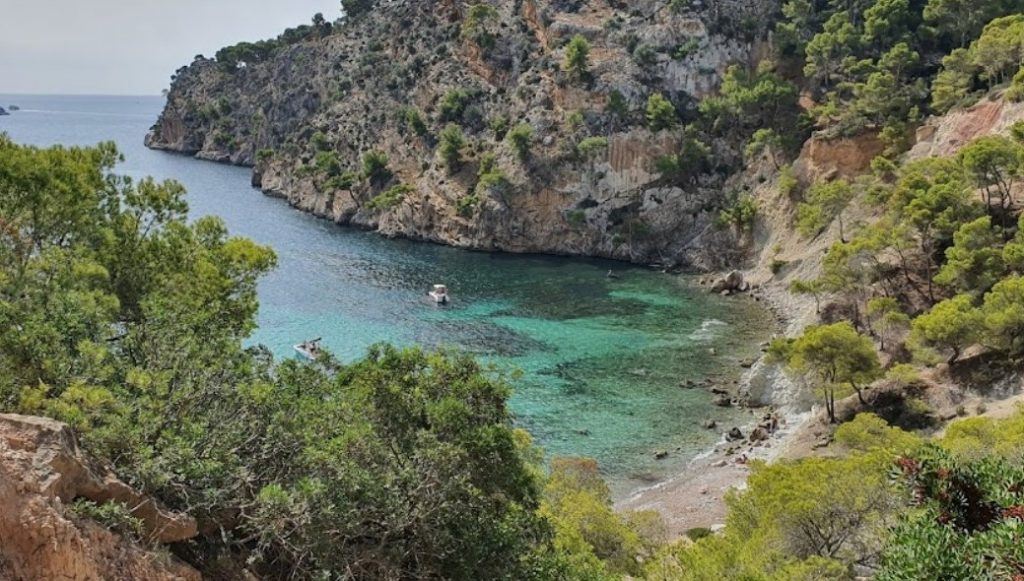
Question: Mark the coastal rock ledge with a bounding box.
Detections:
[0,413,199,580]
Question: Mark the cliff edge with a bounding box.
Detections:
[0,414,199,581]
[147,0,778,268]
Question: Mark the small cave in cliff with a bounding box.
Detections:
[606,201,642,228]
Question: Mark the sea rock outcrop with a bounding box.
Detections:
[0,414,199,580]
[147,0,778,268]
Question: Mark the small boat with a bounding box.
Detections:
[294,337,323,361]
[428,284,450,305]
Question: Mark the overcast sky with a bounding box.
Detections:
[1,0,341,95]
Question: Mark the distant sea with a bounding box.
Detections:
[0,94,775,495]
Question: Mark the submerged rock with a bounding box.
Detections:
[712,395,732,407]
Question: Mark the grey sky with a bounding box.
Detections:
[1,0,341,95]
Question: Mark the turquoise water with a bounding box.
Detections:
[0,95,775,495]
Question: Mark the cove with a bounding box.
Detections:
[0,94,775,495]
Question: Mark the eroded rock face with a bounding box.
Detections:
[908,97,1024,160]
[0,414,199,581]
[147,0,778,268]
[791,132,885,185]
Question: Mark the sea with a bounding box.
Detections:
[0,94,775,495]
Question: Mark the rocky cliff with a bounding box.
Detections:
[0,414,199,580]
[147,0,778,267]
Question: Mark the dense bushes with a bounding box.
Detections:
[932,15,1024,112]
[787,128,1024,368]
[775,0,1024,152]
[0,138,593,579]
[215,14,334,70]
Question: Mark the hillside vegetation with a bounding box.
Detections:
[4,0,1024,578]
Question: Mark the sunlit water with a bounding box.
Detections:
[0,94,775,495]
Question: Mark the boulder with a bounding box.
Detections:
[654,450,669,460]
[748,427,770,442]
[726,427,744,441]
[702,419,718,430]
[710,271,744,293]
[712,395,732,407]
[0,413,200,581]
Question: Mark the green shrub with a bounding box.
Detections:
[646,94,677,131]
[1008,66,1024,102]
[566,110,585,129]
[326,171,359,191]
[439,88,472,123]
[341,0,375,18]
[314,151,343,177]
[438,124,466,172]
[563,35,591,81]
[717,195,758,234]
[489,115,510,139]
[362,150,391,183]
[566,209,586,227]
[685,527,713,541]
[475,153,510,198]
[507,123,534,160]
[462,4,498,50]
[606,90,629,118]
[881,445,1024,579]
[68,500,145,541]
[633,44,657,67]
[311,131,331,151]
[673,38,701,60]
[367,183,413,211]
[576,136,609,159]
[456,194,480,217]
[402,107,428,136]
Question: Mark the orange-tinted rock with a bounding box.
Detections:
[0,414,200,581]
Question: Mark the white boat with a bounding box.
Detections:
[428,284,450,305]
[293,337,323,361]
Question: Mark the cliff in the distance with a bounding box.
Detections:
[147,0,778,268]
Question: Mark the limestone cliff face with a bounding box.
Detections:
[147,0,778,268]
[0,414,199,581]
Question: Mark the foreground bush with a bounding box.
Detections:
[0,137,574,579]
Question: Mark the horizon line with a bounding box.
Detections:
[0,92,164,98]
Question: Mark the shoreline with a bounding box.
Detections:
[616,278,817,536]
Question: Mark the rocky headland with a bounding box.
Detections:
[147,0,778,268]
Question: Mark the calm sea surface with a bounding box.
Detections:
[0,94,774,494]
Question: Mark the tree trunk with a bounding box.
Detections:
[948,347,960,365]
[852,382,868,407]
